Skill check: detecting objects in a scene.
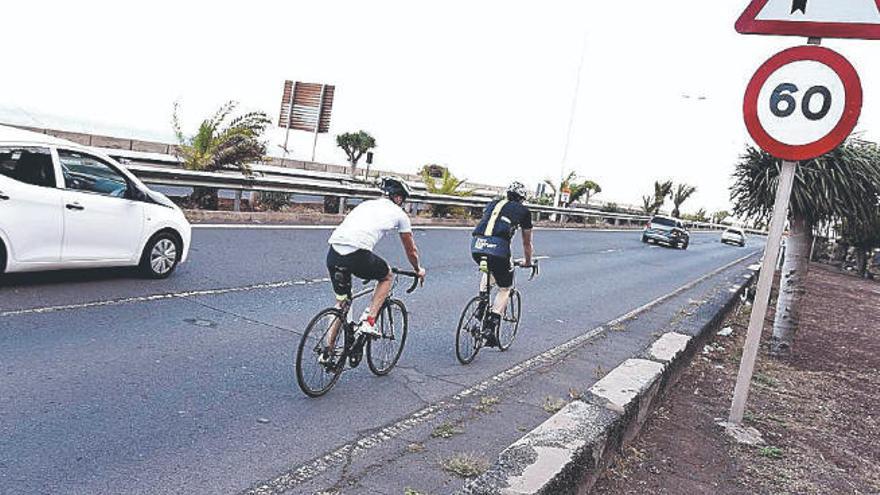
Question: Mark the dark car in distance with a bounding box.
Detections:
[642,215,690,250]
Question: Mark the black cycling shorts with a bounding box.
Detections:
[327,247,391,299]
[472,253,514,288]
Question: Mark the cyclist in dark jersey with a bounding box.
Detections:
[470,181,534,346]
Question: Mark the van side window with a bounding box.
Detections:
[0,147,56,188]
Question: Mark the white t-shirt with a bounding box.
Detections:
[328,198,412,254]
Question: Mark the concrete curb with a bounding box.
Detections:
[456,270,756,495]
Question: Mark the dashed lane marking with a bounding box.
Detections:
[238,250,759,495]
[193,224,724,234]
[0,278,332,318]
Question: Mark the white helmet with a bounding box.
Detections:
[379,176,412,199]
[506,181,528,201]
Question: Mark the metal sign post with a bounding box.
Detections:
[729,159,796,423]
[311,84,327,162]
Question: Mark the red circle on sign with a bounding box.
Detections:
[743,45,862,161]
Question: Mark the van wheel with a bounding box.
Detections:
[139,232,181,279]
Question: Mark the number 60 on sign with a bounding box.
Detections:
[743,45,863,161]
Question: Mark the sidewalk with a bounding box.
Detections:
[594,263,880,494]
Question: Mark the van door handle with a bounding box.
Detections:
[0,192,9,201]
[66,203,85,211]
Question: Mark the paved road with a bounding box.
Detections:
[0,227,763,494]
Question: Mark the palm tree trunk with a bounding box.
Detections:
[855,249,868,278]
[770,215,812,357]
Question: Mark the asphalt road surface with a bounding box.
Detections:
[0,227,764,494]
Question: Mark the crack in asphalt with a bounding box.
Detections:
[181,296,305,337]
[396,364,469,389]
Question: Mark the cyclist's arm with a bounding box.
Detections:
[521,228,534,266]
[399,232,425,278]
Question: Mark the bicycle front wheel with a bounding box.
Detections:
[367,299,408,376]
[497,290,521,351]
[455,296,484,365]
[296,308,346,397]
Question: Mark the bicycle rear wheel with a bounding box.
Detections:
[497,290,521,351]
[455,296,484,365]
[296,308,346,397]
[367,299,408,376]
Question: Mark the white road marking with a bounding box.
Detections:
[0,278,331,318]
[193,224,669,234]
[240,250,759,495]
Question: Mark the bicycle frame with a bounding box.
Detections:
[327,268,419,369]
[476,257,538,310]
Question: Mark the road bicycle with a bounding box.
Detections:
[455,258,539,364]
[296,267,420,397]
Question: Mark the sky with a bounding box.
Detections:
[2,0,879,214]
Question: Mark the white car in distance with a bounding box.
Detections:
[0,125,191,278]
[721,227,747,247]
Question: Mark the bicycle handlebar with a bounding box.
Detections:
[392,267,422,293]
[513,259,540,280]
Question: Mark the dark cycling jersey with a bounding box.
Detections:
[471,198,533,258]
[473,198,533,240]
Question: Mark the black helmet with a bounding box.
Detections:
[379,176,412,199]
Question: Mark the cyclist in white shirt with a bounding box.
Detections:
[326,177,426,336]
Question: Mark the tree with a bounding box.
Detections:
[731,140,880,356]
[712,210,730,225]
[651,180,673,214]
[671,183,697,218]
[336,130,376,177]
[544,171,601,205]
[641,195,654,215]
[172,101,270,209]
[419,165,474,218]
[840,207,880,278]
[689,208,709,223]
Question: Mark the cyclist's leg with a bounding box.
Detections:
[472,253,491,293]
[326,249,353,350]
[350,250,392,321]
[490,256,515,315]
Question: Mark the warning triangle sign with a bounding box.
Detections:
[736,0,880,39]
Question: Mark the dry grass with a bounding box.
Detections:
[542,396,567,414]
[441,452,489,478]
[431,422,463,439]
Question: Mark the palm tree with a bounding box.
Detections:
[641,195,654,215]
[671,183,697,218]
[544,171,601,205]
[840,206,880,278]
[731,140,880,356]
[420,165,474,217]
[651,180,673,214]
[336,130,376,177]
[172,101,270,209]
[691,208,709,223]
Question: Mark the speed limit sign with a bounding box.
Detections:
[743,45,862,160]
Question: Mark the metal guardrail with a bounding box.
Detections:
[123,162,762,233]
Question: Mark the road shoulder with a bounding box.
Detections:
[594,263,880,494]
